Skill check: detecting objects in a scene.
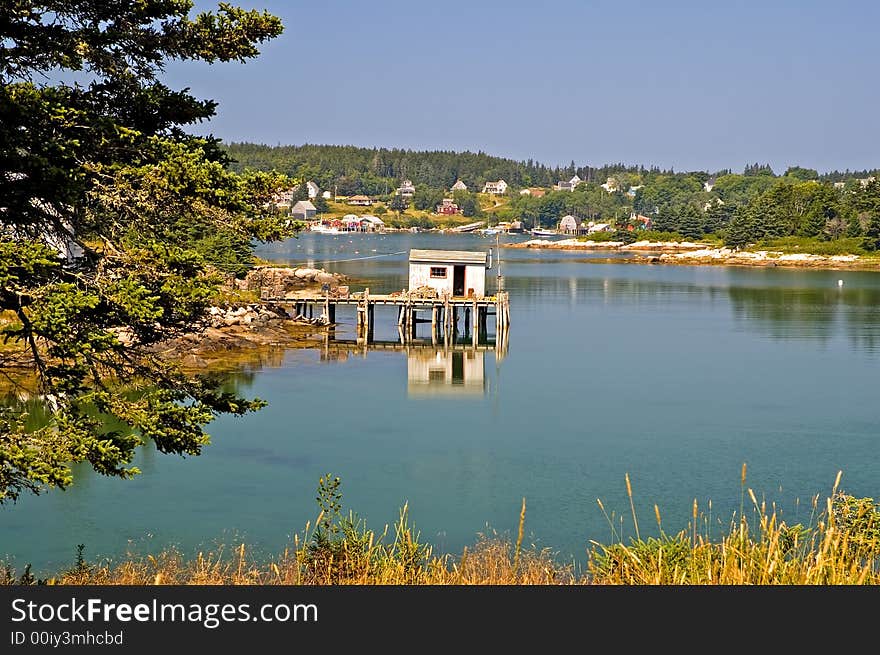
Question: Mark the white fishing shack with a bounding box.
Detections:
[408,249,491,298]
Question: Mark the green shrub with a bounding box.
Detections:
[754,236,866,255]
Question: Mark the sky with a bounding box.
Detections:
[165,0,880,175]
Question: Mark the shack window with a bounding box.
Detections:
[430,266,447,278]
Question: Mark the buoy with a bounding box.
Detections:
[838,279,844,287]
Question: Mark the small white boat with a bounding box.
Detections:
[310,225,341,234]
[531,228,557,237]
[451,221,485,233]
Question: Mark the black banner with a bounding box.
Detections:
[0,585,874,650]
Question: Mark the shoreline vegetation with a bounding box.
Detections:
[3,470,878,585]
[504,238,880,269]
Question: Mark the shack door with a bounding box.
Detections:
[453,265,465,296]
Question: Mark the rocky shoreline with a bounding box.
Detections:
[504,239,880,270]
[155,265,348,369]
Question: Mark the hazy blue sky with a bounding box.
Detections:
[166,0,880,174]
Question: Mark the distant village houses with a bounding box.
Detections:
[291,199,317,220]
[436,198,460,215]
[347,194,373,206]
[358,215,386,231]
[451,180,468,191]
[630,213,653,230]
[586,221,612,233]
[482,179,508,195]
[554,175,582,192]
[600,177,619,193]
[519,187,546,197]
[306,180,320,199]
[559,215,579,234]
[396,179,416,197]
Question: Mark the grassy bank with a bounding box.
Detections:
[4,468,878,585]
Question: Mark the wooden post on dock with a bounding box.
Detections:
[363,287,370,337]
[471,299,478,347]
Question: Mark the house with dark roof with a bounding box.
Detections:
[554,175,582,192]
[291,200,317,220]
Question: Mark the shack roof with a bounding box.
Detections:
[409,249,487,265]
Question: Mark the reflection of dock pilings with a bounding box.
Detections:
[318,331,510,365]
[266,289,510,355]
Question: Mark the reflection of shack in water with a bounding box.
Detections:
[315,331,507,397]
[407,348,485,396]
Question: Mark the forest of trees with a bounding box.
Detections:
[222,142,672,197]
[223,143,880,251]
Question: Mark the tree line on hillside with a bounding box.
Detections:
[222,142,672,195]
[224,143,880,251]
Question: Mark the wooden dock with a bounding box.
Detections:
[263,288,510,348]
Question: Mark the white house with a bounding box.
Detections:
[408,249,490,298]
[306,180,320,199]
[451,180,467,191]
[600,177,619,193]
[397,179,416,197]
[704,177,716,192]
[555,175,582,192]
[482,179,508,195]
[359,215,385,231]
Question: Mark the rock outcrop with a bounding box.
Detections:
[231,266,348,300]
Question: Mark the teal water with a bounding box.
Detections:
[3,232,880,576]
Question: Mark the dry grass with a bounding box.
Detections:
[4,468,878,586]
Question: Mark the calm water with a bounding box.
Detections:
[3,232,880,575]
